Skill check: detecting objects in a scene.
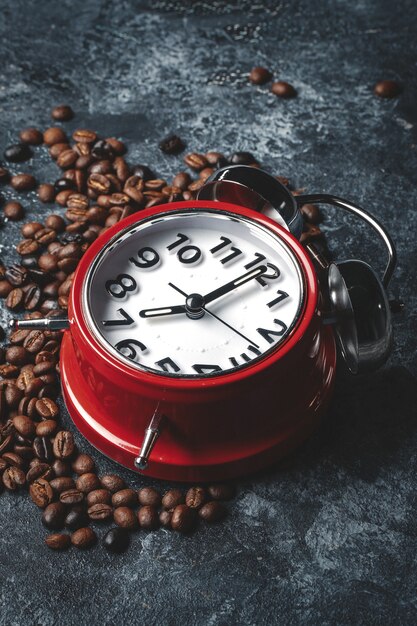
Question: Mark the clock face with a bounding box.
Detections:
[83,209,305,377]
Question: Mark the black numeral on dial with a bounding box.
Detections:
[129,247,160,269]
[115,338,147,361]
[210,236,242,265]
[267,290,289,309]
[192,364,222,374]
[155,357,181,373]
[102,308,134,326]
[167,233,190,251]
[177,245,201,264]
[256,319,288,344]
[244,254,280,286]
[105,274,137,298]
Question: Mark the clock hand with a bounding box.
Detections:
[168,283,260,348]
[139,304,186,318]
[202,265,268,305]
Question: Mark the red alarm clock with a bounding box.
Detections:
[10,166,396,482]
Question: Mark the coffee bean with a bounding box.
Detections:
[207,483,236,501]
[100,474,125,493]
[87,489,112,507]
[23,330,45,353]
[42,502,66,530]
[44,127,67,146]
[33,361,55,377]
[45,214,66,232]
[51,459,70,477]
[301,203,321,224]
[172,172,192,190]
[5,384,23,408]
[10,174,36,191]
[44,464,69,488]
[52,105,74,121]
[112,489,138,508]
[106,138,126,156]
[19,128,43,145]
[171,504,197,533]
[45,533,71,550]
[91,140,114,160]
[138,487,161,507]
[6,346,28,366]
[137,505,159,530]
[6,288,24,310]
[131,164,154,181]
[57,149,78,169]
[12,414,35,437]
[65,505,89,530]
[72,129,97,144]
[271,81,297,98]
[16,240,39,256]
[53,430,74,459]
[4,143,32,163]
[36,420,58,437]
[114,506,138,530]
[159,510,172,528]
[229,151,257,165]
[36,398,59,419]
[103,528,130,554]
[249,66,272,85]
[4,201,24,221]
[161,488,184,510]
[184,153,208,171]
[159,134,185,155]
[199,501,227,523]
[71,453,95,475]
[24,284,41,310]
[37,184,55,203]
[185,486,207,509]
[33,436,54,462]
[0,281,12,297]
[2,452,25,469]
[71,527,97,549]
[88,503,113,521]
[29,477,53,507]
[60,489,84,505]
[0,364,19,378]
[374,80,402,98]
[26,462,53,483]
[76,473,101,493]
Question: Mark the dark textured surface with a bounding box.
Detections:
[1,1,417,624]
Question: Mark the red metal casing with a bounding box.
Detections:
[61,200,337,482]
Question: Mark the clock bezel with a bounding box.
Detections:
[69,200,318,390]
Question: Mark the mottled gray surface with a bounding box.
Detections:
[0,1,417,624]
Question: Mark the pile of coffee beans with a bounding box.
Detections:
[0,106,323,554]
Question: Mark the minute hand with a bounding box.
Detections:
[203,265,268,305]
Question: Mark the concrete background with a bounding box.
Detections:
[0,1,416,624]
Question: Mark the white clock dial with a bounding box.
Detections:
[84,209,304,377]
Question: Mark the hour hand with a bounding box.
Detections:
[139,304,187,318]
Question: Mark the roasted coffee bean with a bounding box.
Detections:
[88,503,113,521]
[51,459,71,477]
[26,462,53,483]
[249,66,272,85]
[12,414,35,437]
[24,284,41,310]
[36,420,58,437]
[229,151,257,165]
[100,474,125,493]
[4,143,32,163]
[131,164,154,180]
[37,184,55,203]
[87,489,112,507]
[76,473,101,493]
[185,486,207,509]
[19,127,43,145]
[172,172,192,190]
[16,239,39,256]
[112,488,138,508]
[159,510,172,529]
[162,488,184,510]
[2,452,25,469]
[54,177,76,193]
[6,346,28,366]
[159,134,185,155]
[50,143,70,159]
[205,151,227,166]
[0,457,8,473]
[113,506,138,530]
[21,223,42,239]
[10,174,36,191]
[5,384,23,408]
[45,533,71,550]
[4,201,24,221]
[52,105,74,121]
[42,502,66,530]
[53,430,74,459]
[199,167,214,182]
[44,127,67,146]
[57,149,78,169]
[45,214,66,232]
[56,190,73,206]
[34,227,57,245]
[72,129,97,144]
[87,173,111,193]
[36,397,59,419]
[199,501,227,523]
[33,436,54,462]
[50,476,75,495]
[6,264,28,286]
[301,203,321,224]
[137,505,159,530]
[6,287,24,310]
[91,140,114,160]
[105,137,126,156]
[374,80,402,98]
[171,504,197,533]
[23,330,45,353]
[0,363,19,378]
[60,488,84,505]
[71,527,97,549]
[29,477,53,507]
[271,81,297,98]
[33,361,55,377]
[25,378,44,397]
[0,434,13,455]
[208,483,236,501]
[18,396,37,418]
[65,505,89,530]
[184,153,208,171]
[138,487,161,507]
[0,281,12,297]
[103,528,130,554]
[71,453,95,475]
